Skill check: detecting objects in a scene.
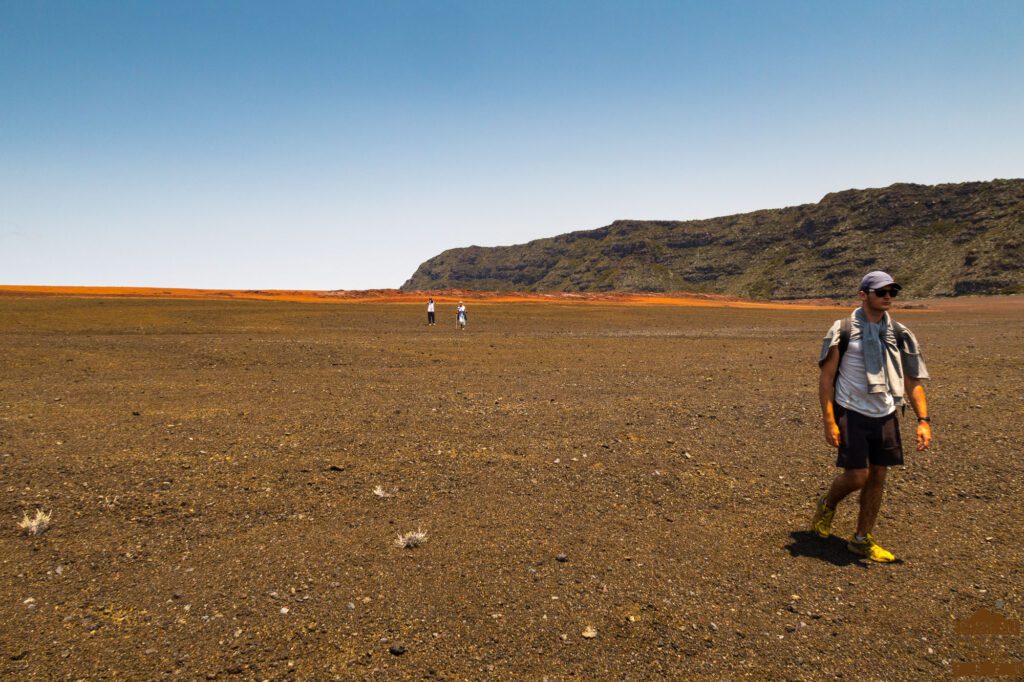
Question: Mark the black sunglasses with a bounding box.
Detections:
[868,287,899,298]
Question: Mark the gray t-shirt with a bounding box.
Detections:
[835,337,895,417]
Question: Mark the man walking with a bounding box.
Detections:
[811,271,932,562]
[427,298,435,326]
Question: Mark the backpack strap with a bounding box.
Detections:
[892,320,910,350]
[837,317,852,364]
[891,319,911,416]
[832,317,852,394]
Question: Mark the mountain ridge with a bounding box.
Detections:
[401,179,1024,298]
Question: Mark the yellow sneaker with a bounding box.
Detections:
[811,495,835,538]
[847,534,896,563]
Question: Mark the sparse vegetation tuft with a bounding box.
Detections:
[373,485,395,498]
[394,528,428,548]
[18,509,52,536]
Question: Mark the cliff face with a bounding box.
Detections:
[401,179,1024,298]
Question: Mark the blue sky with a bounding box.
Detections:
[2,1,1022,289]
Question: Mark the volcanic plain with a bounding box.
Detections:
[1,293,1021,680]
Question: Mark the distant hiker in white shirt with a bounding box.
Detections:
[456,302,467,330]
[427,298,435,326]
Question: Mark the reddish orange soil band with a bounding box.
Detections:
[7,285,1015,311]
[0,284,853,309]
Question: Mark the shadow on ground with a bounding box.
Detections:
[785,530,906,567]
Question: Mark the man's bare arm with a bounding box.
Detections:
[905,376,932,451]
[819,346,841,447]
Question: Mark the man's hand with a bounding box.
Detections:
[916,421,932,451]
[823,420,841,448]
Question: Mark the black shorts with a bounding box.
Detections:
[835,404,904,469]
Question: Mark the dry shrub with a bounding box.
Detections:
[394,529,428,548]
[18,509,52,536]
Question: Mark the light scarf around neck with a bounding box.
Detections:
[854,307,904,405]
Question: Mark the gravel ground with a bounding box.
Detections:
[1,296,1021,680]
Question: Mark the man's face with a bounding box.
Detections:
[859,287,895,313]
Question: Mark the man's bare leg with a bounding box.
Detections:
[824,468,869,510]
[855,465,888,536]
